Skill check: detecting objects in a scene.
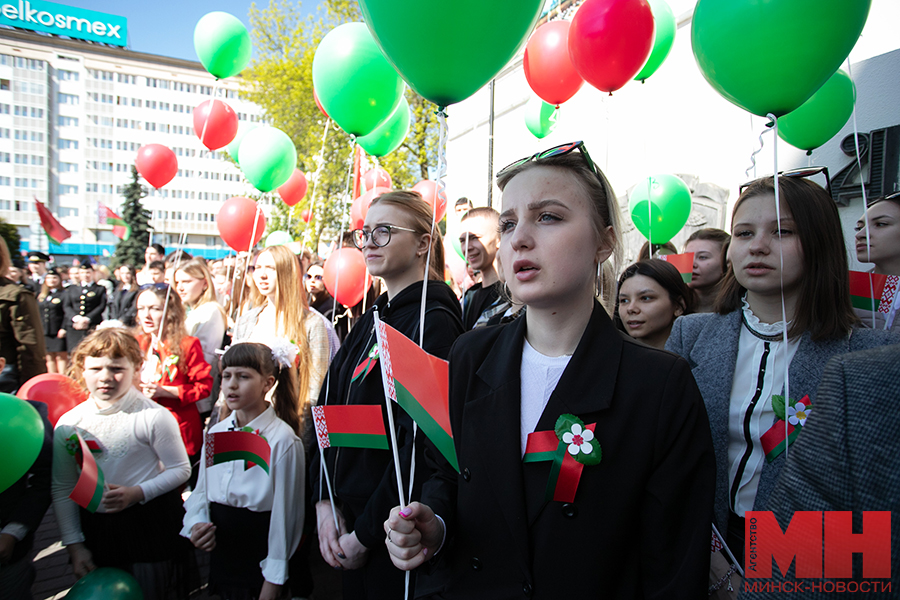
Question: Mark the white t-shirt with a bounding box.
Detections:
[519,339,572,455]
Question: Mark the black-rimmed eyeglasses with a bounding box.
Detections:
[351,225,418,249]
[739,166,832,198]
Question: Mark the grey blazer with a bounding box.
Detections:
[666,311,899,530]
[739,344,900,598]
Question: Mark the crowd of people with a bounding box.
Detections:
[1,141,898,600]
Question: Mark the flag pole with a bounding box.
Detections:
[373,309,408,508]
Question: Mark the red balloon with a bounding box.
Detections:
[278,170,308,207]
[17,373,87,427]
[192,99,239,150]
[217,197,267,251]
[323,248,371,307]
[301,209,313,223]
[568,0,655,93]
[351,186,392,229]
[412,180,448,222]
[524,21,585,106]
[135,144,178,189]
[313,88,329,118]
[362,168,392,192]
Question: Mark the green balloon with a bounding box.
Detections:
[446,214,465,261]
[358,0,544,107]
[238,127,297,193]
[357,96,410,157]
[66,568,144,600]
[265,230,294,247]
[629,174,692,244]
[778,69,855,152]
[524,97,558,139]
[0,394,44,493]
[312,23,406,137]
[193,12,252,80]
[226,121,259,165]
[692,0,870,117]
[635,0,676,81]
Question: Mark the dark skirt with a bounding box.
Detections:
[44,335,66,353]
[209,502,272,600]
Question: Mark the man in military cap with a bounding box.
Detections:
[62,262,107,352]
[8,257,38,294]
[26,251,49,287]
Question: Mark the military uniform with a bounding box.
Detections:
[40,288,67,353]
[0,277,46,392]
[63,282,107,353]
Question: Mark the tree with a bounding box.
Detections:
[240,0,441,248]
[0,218,20,256]
[112,166,152,268]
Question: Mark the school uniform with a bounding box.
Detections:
[40,288,67,353]
[62,282,107,352]
[309,280,463,600]
[417,301,716,599]
[182,405,305,595]
[110,286,139,326]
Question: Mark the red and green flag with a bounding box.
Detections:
[205,430,271,474]
[760,394,812,463]
[374,313,459,472]
[98,203,132,241]
[312,405,389,450]
[69,432,105,513]
[848,271,887,312]
[35,199,71,245]
[660,252,694,284]
[350,344,379,383]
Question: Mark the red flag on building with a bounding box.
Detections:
[98,203,131,240]
[34,199,71,245]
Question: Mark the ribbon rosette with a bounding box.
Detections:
[162,355,179,380]
[760,394,812,463]
[524,414,602,503]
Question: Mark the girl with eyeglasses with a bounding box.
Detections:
[384,143,715,598]
[667,175,898,565]
[855,192,900,331]
[311,190,463,600]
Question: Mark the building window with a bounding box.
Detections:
[58,139,78,150]
[59,207,79,217]
[58,116,79,127]
[59,162,78,172]
[59,70,80,81]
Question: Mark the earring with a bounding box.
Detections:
[595,262,603,298]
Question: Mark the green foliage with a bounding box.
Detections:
[112,167,152,268]
[240,0,440,250]
[0,218,20,256]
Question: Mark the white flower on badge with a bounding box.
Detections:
[562,423,594,455]
[786,403,810,427]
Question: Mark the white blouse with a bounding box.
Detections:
[51,388,191,546]
[727,299,800,517]
[519,339,572,455]
[181,405,305,585]
[186,301,227,413]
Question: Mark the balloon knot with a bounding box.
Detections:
[435,107,448,118]
[806,150,813,156]
[608,92,613,97]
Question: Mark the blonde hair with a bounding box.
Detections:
[177,257,226,327]
[368,190,445,281]
[69,328,143,391]
[0,237,10,276]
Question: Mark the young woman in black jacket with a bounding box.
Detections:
[311,190,463,599]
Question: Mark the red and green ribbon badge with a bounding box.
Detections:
[162,355,179,381]
[523,414,601,503]
[351,344,379,383]
[69,432,105,513]
[205,429,272,474]
[760,394,812,463]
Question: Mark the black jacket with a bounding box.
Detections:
[417,302,715,600]
[110,286,138,326]
[39,288,66,337]
[62,282,107,350]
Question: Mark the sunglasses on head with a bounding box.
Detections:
[496,140,614,201]
[739,166,831,198]
[139,283,169,291]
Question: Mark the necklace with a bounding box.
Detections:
[741,311,785,343]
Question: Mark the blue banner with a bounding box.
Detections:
[0,1,127,47]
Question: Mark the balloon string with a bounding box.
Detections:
[234,209,262,324]
[329,140,357,329]
[745,116,775,178]
[303,118,332,251]
[152,231,187,360]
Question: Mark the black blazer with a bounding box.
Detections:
[418,303,715,600]
[39,288,66,337]
[111,286,138,326]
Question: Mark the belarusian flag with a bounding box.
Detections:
[98,203,132,240]
[848,271,887,311]
[311,405,388,450]
[660,252,694,284]
[374,313,459,472]
[70,432,105,513]
[34,199,71,245]
[205,430,271,474]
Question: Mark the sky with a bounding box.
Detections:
[62,0,321,61]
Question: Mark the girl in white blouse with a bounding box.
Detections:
[51,328,191,599]
[183,341,305,600]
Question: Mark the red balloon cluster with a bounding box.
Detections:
[217,197,267,251]
[16,373,87,427]
[412,180,448,222]
[278,170,308,207]
[135,144,178,189]
[323,247,371,307]
[362,167,392,192]
[192,99,239,150]
[351,186,392,229]
[524,20,584,106]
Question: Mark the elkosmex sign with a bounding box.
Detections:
[0,1,126,47]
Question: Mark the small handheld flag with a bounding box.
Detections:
[312,405,389,450]
[659,252,694,284]
[205,430,271,474]
[69,432,105,513]
[848,271,888,312]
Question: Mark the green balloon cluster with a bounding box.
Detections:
[524,98,558,140]
[66,568,144,600]
[778,69,855,152]
[357,96,410,157]
[238,127,297,193]
[226,121,259,165]
[312,22,406,137]
[629,174,692,244]
[634,0,676,82]
[692,0,870,117]
[358,0,544,107]
[0,394,44,493]
[193,12,252,80]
